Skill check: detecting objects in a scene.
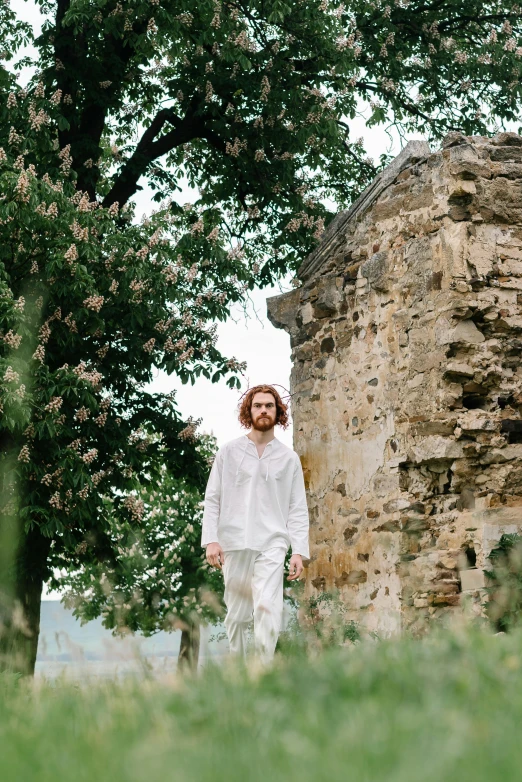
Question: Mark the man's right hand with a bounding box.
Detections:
[206,542,225,570]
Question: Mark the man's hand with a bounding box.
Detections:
[206,542,224,570]
[287,554,303,581]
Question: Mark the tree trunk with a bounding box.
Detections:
[178,620,200,671]
[0,525,50,676]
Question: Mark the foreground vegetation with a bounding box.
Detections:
[2,625,522,782]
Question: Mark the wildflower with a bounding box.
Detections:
[211,2,221,28]
[92,470,106,486]
[15,171,30,202]
[178,347,194,364]
[191,219,205,234]
[260,76,270,102]
[64,244,78,264]
[83,295,105,312]
[49,492,62,509]
[39,323,51,344]
[28,104,50,131]
[58,144,73,175]
[18,445,30,463]
[3,331,22,349]
[178,416,202,441]
[225,138,247,157]
[314,217,325,239]
[45,396,63,413]
[226,358,247,372]
[64,313,78,332]
[77,193,91,211]
[123,495,145,521]
[70,221,89,241]
[8,127,22,146]
[30,342,44,366]
[3,366,19,383]
[128,280,146,303]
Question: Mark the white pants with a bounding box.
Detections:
[223,547,286,664]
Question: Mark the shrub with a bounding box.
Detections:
[485,533,522,632]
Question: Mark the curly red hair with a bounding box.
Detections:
[238,385,290,430]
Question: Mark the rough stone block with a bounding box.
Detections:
[361,251,390,291]
[460,568,485,592]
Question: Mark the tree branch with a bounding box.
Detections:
[53,3,150,199]
[438,11,522,32]
[102,103,205,207]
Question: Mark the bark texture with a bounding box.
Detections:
[178,621,200,671]
[0,526,50,676]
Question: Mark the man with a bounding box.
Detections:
[201,384,310,663]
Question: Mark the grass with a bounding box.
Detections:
[1,626,522,782]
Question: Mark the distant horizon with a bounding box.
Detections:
[36,598,228,677]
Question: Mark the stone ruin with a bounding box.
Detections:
[267,132,522,636]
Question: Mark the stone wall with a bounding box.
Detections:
[267,133,522,636]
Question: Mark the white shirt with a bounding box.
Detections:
[201,435,310,558]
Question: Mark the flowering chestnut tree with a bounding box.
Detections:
[56,435,225,668]
[1,0,522,673]
[0,103,238,672]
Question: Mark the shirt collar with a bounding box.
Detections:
[245,435,276,448]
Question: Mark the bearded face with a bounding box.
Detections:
[250,392,277,431]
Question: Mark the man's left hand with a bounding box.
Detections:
[287,554,303,581]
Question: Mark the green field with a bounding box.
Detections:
[2,625,522,782]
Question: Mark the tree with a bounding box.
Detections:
[55,433,224,669]
[2,0,522,674]
[0,122,236,673]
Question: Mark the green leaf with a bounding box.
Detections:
[57,116,70,131]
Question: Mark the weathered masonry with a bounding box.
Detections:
[267,133,522,636]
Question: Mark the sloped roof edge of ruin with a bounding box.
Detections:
[297,139,431,283]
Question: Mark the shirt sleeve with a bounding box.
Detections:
[201,448,224,547]
[286,456,310,559]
